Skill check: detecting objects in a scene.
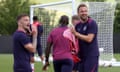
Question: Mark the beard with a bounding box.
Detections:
[80,16,88,21]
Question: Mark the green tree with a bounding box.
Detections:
[0,0,30,35]
[114,3,120,33]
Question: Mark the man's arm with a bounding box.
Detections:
[71,20,97,43]
[45,42,52,62]
[42,42,52,71]
[73,32,94,43]
[24,25,37,53]
[24,36,37,53]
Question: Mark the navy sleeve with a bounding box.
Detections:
[38,25,43,34]
[19,33,31,46]
[75,24,79,32]
[87,20,98,34]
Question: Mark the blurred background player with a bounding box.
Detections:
[43,15,73,72]
[13,14,37,72]
[30,16,44,72]
[61,15,81,72]
[71,15,80,72]
[72,15,80,26]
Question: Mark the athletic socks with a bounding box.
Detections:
[31,63,34,72]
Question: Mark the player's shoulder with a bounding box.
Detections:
[87,18,98,29]
[14,31,25,36]
[51,27,57,32]
[75,22,82,27]
[49,27,60,35]
[88,18,97,24]
[33,21,42,26]
[13,31,26,40]
[86,18,97,28]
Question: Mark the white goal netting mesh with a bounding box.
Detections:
[30,1,116,62]
[84,2,116,61]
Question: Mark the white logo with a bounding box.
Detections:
[83,26,87,31]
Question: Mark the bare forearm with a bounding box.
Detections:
[45,47,51,62]
[75,32,94,43]
[45,43,52,62]
[31,24,38,52]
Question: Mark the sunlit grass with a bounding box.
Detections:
[0,54,120,72]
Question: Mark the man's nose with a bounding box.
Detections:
[83,12,86,14]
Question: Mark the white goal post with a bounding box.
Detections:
[30,0,75,24]
[30,0,117,66]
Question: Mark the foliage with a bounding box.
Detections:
[0,0,120,35]
[37,8,57,34]
[0,0,30,35]
[114,3,120,33]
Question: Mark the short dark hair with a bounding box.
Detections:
[16,14,29,22]
[77,4,87,13]
[33,16,38,21]
[59,15,69,25]
[72,15,80,20]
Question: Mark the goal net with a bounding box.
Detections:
[30,0,116,65]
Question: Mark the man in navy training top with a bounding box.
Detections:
[13,14,37,72]
[71,4,99,72]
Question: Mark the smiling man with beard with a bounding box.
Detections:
[71,4,99,72]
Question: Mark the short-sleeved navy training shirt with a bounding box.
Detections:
[75,19,99,57]
[13,31,32,72]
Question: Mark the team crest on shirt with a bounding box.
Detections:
[83,26,87,31]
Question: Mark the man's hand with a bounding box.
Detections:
[70,27,77,36]
[42,62,50,71]
[31,25,37,37]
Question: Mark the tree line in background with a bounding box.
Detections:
[0,0,30,35]
[0,0,120,35]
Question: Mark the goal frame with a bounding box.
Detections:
[30,0,75,24]
[30,0,118,66]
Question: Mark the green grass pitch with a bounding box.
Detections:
[0,54,120,72]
